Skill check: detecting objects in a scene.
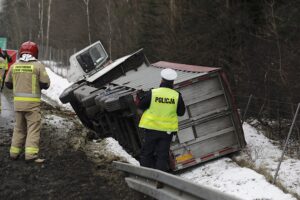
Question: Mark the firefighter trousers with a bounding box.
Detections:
[10,109,41,160]
[140,129,173,172]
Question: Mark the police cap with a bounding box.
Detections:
[160,68,177,81]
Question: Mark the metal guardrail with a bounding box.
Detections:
[113,161,243,200]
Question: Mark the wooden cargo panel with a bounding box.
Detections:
[188,95,228,118]
[178,76,223,106]
[194,114,233,138]
[171,131,238,159]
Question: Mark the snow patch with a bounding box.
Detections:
[240,123,300,197]
[102,137,139,166]
[42,67,73,111]
[180,158,296,200]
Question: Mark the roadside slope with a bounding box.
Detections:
[44,67,299,200]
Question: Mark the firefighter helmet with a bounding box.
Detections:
[19,41,39,59]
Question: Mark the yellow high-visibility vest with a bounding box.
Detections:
[0,58,8,70]
[139,87,179,132]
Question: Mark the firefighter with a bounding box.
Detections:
[5,41,50,163]
[0,56,5,112]
[138,68,185,172]
[0,48,12,112]
[0,48,12,86]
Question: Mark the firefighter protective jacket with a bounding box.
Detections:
[0,57,5,83]
[0,57,8,70]
[5,60,50,111]
[139,87,179,132]
[0,57,6,111]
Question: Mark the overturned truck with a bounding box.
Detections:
[60,41,246,171]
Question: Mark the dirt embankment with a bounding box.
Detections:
[0,103,149,200]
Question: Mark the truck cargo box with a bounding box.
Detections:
[60,41,246,171]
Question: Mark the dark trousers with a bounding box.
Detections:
[140,129,173,172]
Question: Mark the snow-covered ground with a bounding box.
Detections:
[43,67,299,200]
[180,124,298,200]
[237,123,300,197]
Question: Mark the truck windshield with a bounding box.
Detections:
[76,44,105,73]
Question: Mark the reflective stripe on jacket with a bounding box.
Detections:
[139,87,179,132]
[12,64,41,103]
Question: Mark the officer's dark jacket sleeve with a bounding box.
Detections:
[7,55,12,63]
[4,51,12,63]
[138,91,151,111]
[1,51,12,63]
[177,92,186,116]
[138,90,186,116]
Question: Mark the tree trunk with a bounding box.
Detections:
[38,0,44,57]
[25,0,32,40]
[169,0,176,31]
[83,0,91,44]
[106,0,112,59]
[12,0,22,46]
[45,0,52,59]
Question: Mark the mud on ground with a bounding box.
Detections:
[0,103,150,200]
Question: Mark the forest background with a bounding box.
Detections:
[0,0,299,145]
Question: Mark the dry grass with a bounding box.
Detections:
[232,156,300,200]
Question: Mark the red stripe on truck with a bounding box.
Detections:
[176,80,193,88]
[219,147,234,154]
[201,153,214,160]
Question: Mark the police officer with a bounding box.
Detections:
[5,41,50,163]
[138,68,185,172]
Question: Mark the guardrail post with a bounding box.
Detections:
[242,94,253,124]
[273,102,300,184]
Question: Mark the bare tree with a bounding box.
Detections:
[11,0,22,46]
[106,0,112,58]
[38,0,44,50]
[25,0,32,40]
[169,0,176,31]
[45,0,52,58]
[82,0,91,44]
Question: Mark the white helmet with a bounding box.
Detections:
[161,68,177,81]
